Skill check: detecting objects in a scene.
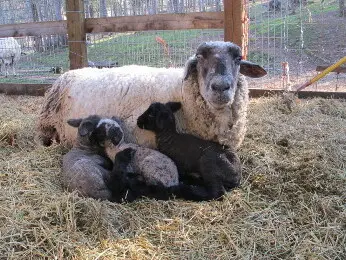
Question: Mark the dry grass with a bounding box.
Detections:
[0,93,345,259]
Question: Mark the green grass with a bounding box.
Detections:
[249,1,339,38]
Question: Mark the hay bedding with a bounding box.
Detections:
[0,93,345,259]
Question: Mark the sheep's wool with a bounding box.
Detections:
[62,148,112,200]
[106,142,179,187]
[38,64,248,150]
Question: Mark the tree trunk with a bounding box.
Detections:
[54,0,63,20]
[171,0,179,13]
[85,0,90,18]
[100,0,107,17]
[31,3,40,22]
[148,0,158,14]
[215,0,221,11]
[89,4,95,18]
[179,0,184,12]
[123,0,128,16]
[340,0,345,17]
[198,0,206,12]
[25,0,34,22]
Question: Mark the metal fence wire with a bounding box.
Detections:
[0,0,345,90]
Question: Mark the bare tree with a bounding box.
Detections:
[148,0,158,15]
[25,0,34,22]
[100,0,107,17]
[54,0,63,20]
[340,0,345,17]
[215,0,221,11]
[198,0,206,12]
[169,0,179,13]
[85,0,90,18]
[179,0,185,12]
[89,4,95,18]
[123,0,128,15]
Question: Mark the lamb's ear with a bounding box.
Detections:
[240,60,267,78]
[183,55,198,80]
[78,120,96,137]
[67,118,83,128]
[111,116,119,122]
[166,102,182,113]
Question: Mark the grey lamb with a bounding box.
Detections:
[61,115,124,200]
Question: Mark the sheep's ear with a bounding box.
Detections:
[78,121,96,137]
[67,118,83,128]
[166,102,182,113]
[240,60,267,78]
[183,55,198,80]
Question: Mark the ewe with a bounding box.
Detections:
[38,41,266,150]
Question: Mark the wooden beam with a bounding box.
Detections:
[2,84,345,99]
[85,12,224,33]
[0,12,224,38]
[224,0,244,48]
[248,88,346,99]
[316,66,346,73]
[0,83,51,96]
[0,21,67,37]
[66,0,87,70]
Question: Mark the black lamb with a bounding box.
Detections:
[137,102,242,201]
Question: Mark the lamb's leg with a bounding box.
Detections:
[197,152,228,200]
[107,148,137,202]
[172,183,214,201]
[223,151,242,191]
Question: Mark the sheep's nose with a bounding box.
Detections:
[211,82,231,92]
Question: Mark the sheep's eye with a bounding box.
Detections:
[235,56,242,64]
[148,114,154,118]
[196,54,204,60]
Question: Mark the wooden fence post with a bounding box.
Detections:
[66,0,87,70]
[223,0,248,59]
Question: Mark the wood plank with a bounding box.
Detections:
[0,21,67,37]
[248,88,346,99]
[316,66,346,73]
[85,12,224,33]
[0,83,51,96]
[2,83,345,99]
[66,0,87,70]
[0,12,224,38]
[224,0,244,48]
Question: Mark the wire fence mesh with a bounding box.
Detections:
[0,0,345,91]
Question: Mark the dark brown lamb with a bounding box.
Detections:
[137,102,242,201]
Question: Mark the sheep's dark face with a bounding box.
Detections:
[137,102,182,132]
[67,115,124,146]
[184,41,267,110]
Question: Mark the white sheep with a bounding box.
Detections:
[0,37,21,77]
[37,41,267,150]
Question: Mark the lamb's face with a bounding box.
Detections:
[184,41,267,110]
[137,102,182,132]
[95,118,124,146]
[67,115,124,146]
